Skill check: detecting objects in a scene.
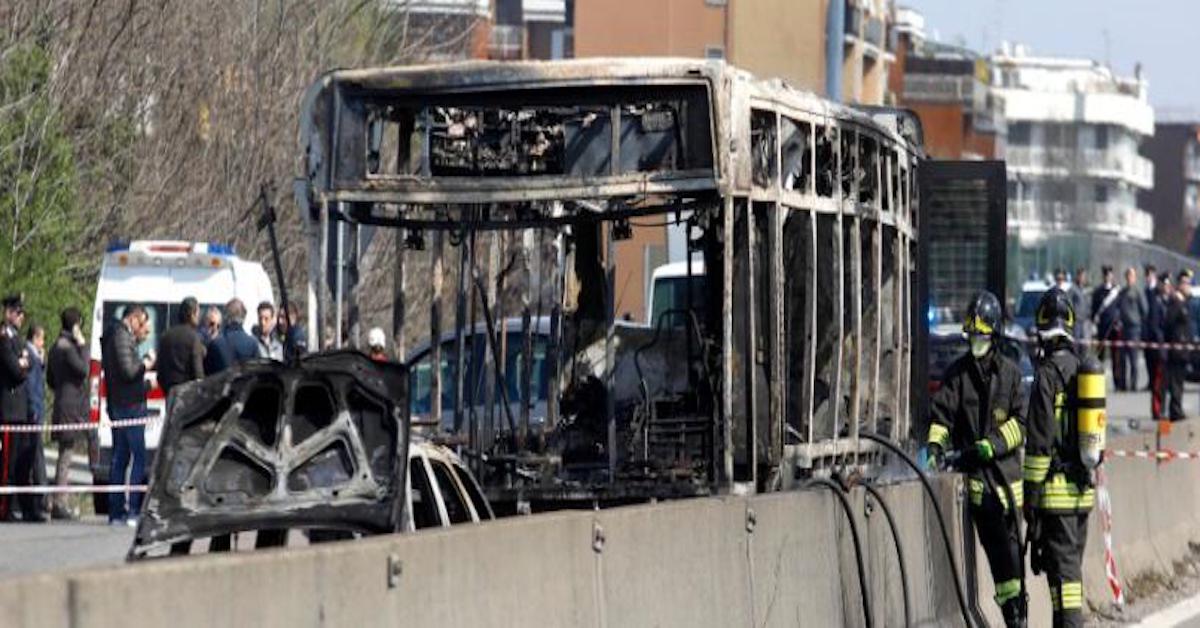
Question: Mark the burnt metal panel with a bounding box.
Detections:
[130,352,410,559]
[915,159,1007,437]
[918,160,1008,310]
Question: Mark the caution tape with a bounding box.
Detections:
[0,484,148,495]
[0,416,159,433]
[1096,466,1125,606]
[1106,449,1200,461]
[1087,338,1200,351]
[1015,335,1200,352]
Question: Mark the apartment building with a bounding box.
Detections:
[890,7,1006,160]
[390,0,571,61]
[994,46,1155,243]
[392,0,493,59]
[574,0,894,104]
[1141,123,1200,255]
[491,0,572,60]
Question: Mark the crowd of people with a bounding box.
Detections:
[0,296,315,525]
[1056,263,1200,421]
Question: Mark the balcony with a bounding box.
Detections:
[386,0,489,17]
[523,0,566,22]
[1005,147,1155,189]
[489,24,524,60]
[902,73,977,104]
[1009,199,1154,241]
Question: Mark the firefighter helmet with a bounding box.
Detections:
[1035,287,1075,336]
[963,291,1003,336]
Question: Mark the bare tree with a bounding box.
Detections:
[3,1,485,317]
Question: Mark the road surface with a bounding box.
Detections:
[0,520,133,579]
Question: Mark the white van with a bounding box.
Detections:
[646,259,706,329]
[88,241,274,455]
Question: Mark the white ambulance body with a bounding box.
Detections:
[88,241,274,454]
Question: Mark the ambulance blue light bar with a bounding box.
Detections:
[106,241,236,256]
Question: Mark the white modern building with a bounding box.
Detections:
[994,45,1155,243]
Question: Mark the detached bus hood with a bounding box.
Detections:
[130,351,410,559]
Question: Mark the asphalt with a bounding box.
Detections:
[0,519,133,579]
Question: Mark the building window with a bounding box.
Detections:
[1094,125,1108,150]
[704,46,725,60]
[1094,184,1108,203]
[1009,122,1031,145]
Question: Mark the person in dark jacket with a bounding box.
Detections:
[203,299,259,375]
[199,306,222,346]
[1144,265,1159,306]
[1115,267,1146,391]
[1091,266,1120,372]
[252,301,283,361]
[1166,276,1193,421]
[46,307,93,520]
[1146,276,1171,421]
[1184,270,1200,338]
[277,301,308,362]
[1144,265,1160,391]
[24,324,45,424]
[0,294,34,521]
[24,324,48,520]
[927,291,1028,627]
[157,297,206,396]
[102,304,155,525]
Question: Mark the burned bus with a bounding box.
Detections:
[295,58,926,510]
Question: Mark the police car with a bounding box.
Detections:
[87,241,274,478]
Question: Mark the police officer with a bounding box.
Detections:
[0,294,36,521]
[1024,288,1093,627]
[927,291,1028,627]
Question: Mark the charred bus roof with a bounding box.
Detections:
[297,58,921,210]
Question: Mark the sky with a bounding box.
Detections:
[909,1,1199,115]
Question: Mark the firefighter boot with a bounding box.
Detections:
[1001,595,1027,628]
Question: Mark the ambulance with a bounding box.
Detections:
[88,241,274,467]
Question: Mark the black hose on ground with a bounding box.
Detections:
[807,477,874,628]
[859,432,979,628]
[861,482,912,628]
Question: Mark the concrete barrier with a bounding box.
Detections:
[16,425,1197,628]
[1086,423,1200,607]
[0,476,974,628]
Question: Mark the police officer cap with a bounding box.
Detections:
[1,293,24,310]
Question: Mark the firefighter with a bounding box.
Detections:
[1024,287,1098,628]
[926,290,1028,627]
